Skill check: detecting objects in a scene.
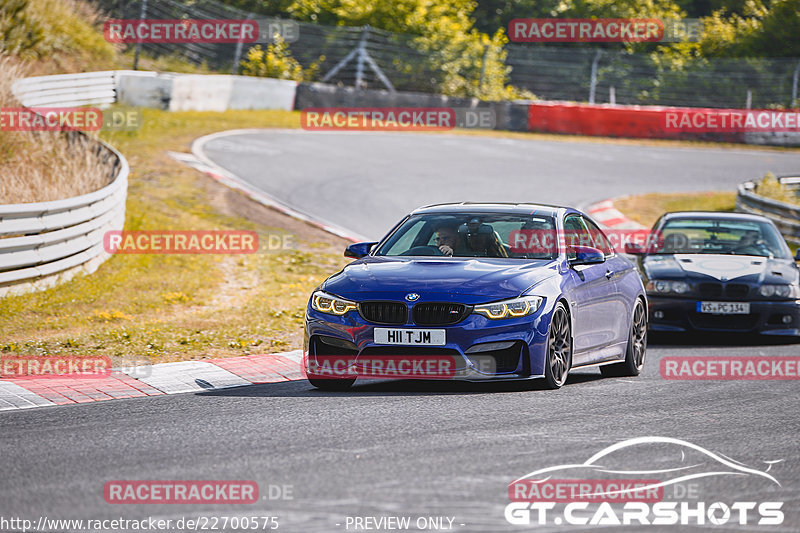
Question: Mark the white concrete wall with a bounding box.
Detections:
[229,76,296,110]
[744,132,800,147]
[116,72,172,109]
[116,73,297,112]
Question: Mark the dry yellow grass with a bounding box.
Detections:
[0,108,350,365]
[0,55,114,203]
[614,191,737,228]
[757,173,799,206]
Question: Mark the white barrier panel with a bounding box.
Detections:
[229,76,297,110]
[12,71,117,108]
[169,74,234,112]
[3,74,130,297]
[114,71,168,109]
[116,73,297,111]
[2,69,297,297]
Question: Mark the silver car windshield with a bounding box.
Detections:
[652,218,790,259]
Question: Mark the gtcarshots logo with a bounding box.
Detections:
[505,437,784,526]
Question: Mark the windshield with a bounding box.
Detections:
[375,213,558,259]
[651,217,790,258]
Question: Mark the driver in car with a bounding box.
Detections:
[434,225,464,256]
[733,229,770,256]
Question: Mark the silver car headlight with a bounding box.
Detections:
[311,291,357,316]
[646,280,690,295]
[473,296,543,320]
[759,284,798,299]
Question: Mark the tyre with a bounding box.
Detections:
[601,298,647,378]
[543,302,572,389]
[307,376,356,391]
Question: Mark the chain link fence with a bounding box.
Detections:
[95,0,800,109]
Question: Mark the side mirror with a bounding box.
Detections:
[624,242,645,255]
[344,241,378,259]
[795,249,800,262]
[569,246,605,265]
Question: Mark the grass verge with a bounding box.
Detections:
[0,56,114,203]
[0,109,351,366]
[613,190,798,254]
[613,191,737,228]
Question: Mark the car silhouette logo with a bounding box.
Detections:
[511,436,782,499]
[405,293,420,301]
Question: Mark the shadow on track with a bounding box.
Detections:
[197,371,606,398]
[649,331,799,348]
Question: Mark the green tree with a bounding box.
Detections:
[284,0,525,99]
[241,35,320,81]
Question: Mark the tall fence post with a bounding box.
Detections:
[355,26,368,89]
[479,44,490,92]
[321,25,394,92]
[133,0,148,71]
[231,13,254,75]
[589,50,602,104]
[792,59,800,108]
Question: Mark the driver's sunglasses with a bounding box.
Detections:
[435,234,455,243]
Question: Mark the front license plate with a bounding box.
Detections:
[697,301,750,314]
[373,328,446,345]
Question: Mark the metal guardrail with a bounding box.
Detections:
[736,176,800,245]
[0,73,129,296]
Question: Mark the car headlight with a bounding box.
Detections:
[759,284,798,298]
[473,296,543,320]
[311,291,357,316]
[646,280,690,295]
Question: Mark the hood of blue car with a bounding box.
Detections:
[321,256,558,304]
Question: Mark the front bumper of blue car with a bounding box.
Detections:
[304,303,553,381]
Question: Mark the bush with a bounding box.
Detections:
[757,173,799,206]
[240,35,320,81]
[1,0,115,64]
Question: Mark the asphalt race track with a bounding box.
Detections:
[198,130,800,239]
[2,131,800,533]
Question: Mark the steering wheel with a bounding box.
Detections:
[400,245,444,256]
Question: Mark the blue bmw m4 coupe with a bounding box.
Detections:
[304,203,648,390]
